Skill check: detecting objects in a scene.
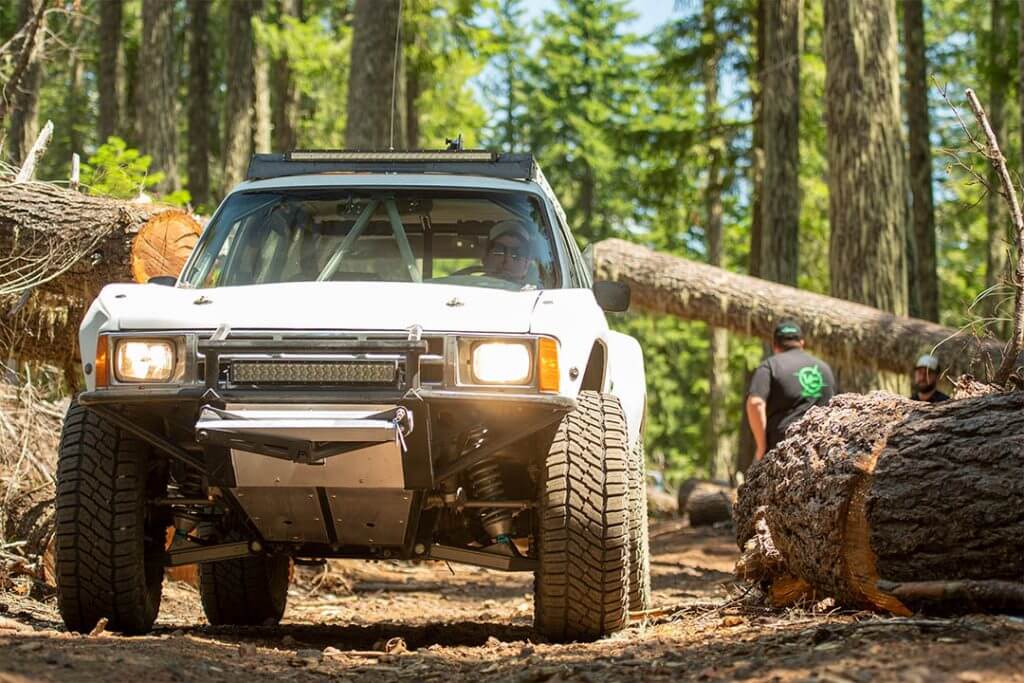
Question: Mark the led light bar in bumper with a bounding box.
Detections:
[230,361,397,385]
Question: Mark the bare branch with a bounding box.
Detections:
[0,0,48,133]
[963,89,1024,385]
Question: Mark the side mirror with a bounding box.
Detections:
[593,281,630,313]
[148,275,177,286]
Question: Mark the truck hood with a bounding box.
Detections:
[96,281,543,334]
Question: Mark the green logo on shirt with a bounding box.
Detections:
[796,365,825,399]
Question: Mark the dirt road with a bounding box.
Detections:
[2,522,1023,682]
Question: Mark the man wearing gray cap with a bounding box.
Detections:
[911,354,949,403]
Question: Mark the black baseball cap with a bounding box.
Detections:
[773,320,803,341]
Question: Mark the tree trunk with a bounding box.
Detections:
[271,0,302,152]
[7,0,45,166]
[760,0,801,287]
[702,1,731,481]
[903,0,937,322]
[97,0,122,144]
[345,0,405,149]
[138,0,179,194]
[593,239,1005,380]
[187,0,211,208]
[824,0,908,392]
[254,37,272,154]
[66,11,86,158]
[735,391,1024,614]
[222,0,258,194]
[985,0,1012,338]
[0,182,200,366]
[738,0,767,478]
[749,0,766,281]
[406,64,421,150]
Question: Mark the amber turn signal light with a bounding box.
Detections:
[94,335,110,388]
[538,337,560,393]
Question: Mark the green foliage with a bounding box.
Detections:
[256,14,352,148]
[80,137,189,206]
[524,0,644,243]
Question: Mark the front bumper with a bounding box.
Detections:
[77,386,577,411]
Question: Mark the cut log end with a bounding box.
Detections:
[131,210,202,283]
[735,391,1024,617]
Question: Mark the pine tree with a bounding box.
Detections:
[482,0,529,152]
[187,0,211,208]
[525,0,642,242]
[345,0,405,149]
[761,0,801,286]
[824,0,907,391]
[222,0,258,193]
[97,0,122,143]
[138,0,179,193]
[903,0,938,322]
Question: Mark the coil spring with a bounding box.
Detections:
[467,460,513,539]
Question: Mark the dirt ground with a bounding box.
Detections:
[2,521,1023,682]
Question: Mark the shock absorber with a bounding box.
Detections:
[467,460,514,541]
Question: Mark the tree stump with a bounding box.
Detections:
[735,392,1024,614]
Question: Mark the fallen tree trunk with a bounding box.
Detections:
[677,478,734,527]
[734,392,1024,615]
[594,239,1006,381]
[1,181,200,366]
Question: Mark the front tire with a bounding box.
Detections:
[534,391,630,642]
[55,404,166,634]
[627,442,652,613]
[198,531,290,626]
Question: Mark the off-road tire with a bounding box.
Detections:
[198,539,290,626]
[55,404,165,634]
[534,391,630,642]
[627,442,652,613]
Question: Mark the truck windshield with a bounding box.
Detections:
[181,189,560,291]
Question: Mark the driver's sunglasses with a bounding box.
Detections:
[487,244,526,261]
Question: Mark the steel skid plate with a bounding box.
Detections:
[221,404,413,545]
[232,487,330,543]
[324,488,414,546]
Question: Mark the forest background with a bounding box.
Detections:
[0,0,1015,486]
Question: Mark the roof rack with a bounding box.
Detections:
[246,150,537,181]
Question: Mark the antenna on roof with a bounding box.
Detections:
[445,134,464,152]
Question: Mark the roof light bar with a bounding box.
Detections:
[287,150,496,162]
[246,151,536,181]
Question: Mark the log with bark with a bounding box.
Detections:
[677,478,735,527]
[1,181,201,369]
[734,391,1024,614]
[593,239,1008,381]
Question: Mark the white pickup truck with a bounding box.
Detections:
[56,150,649,641]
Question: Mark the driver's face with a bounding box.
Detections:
[484,235,531,281]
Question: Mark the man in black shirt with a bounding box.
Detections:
[910,354,949,403]
[746,321,836,460]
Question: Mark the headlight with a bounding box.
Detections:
[471,342,532,384]
[114,339,176,382]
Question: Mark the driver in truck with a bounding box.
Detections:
[483,218,536,284]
